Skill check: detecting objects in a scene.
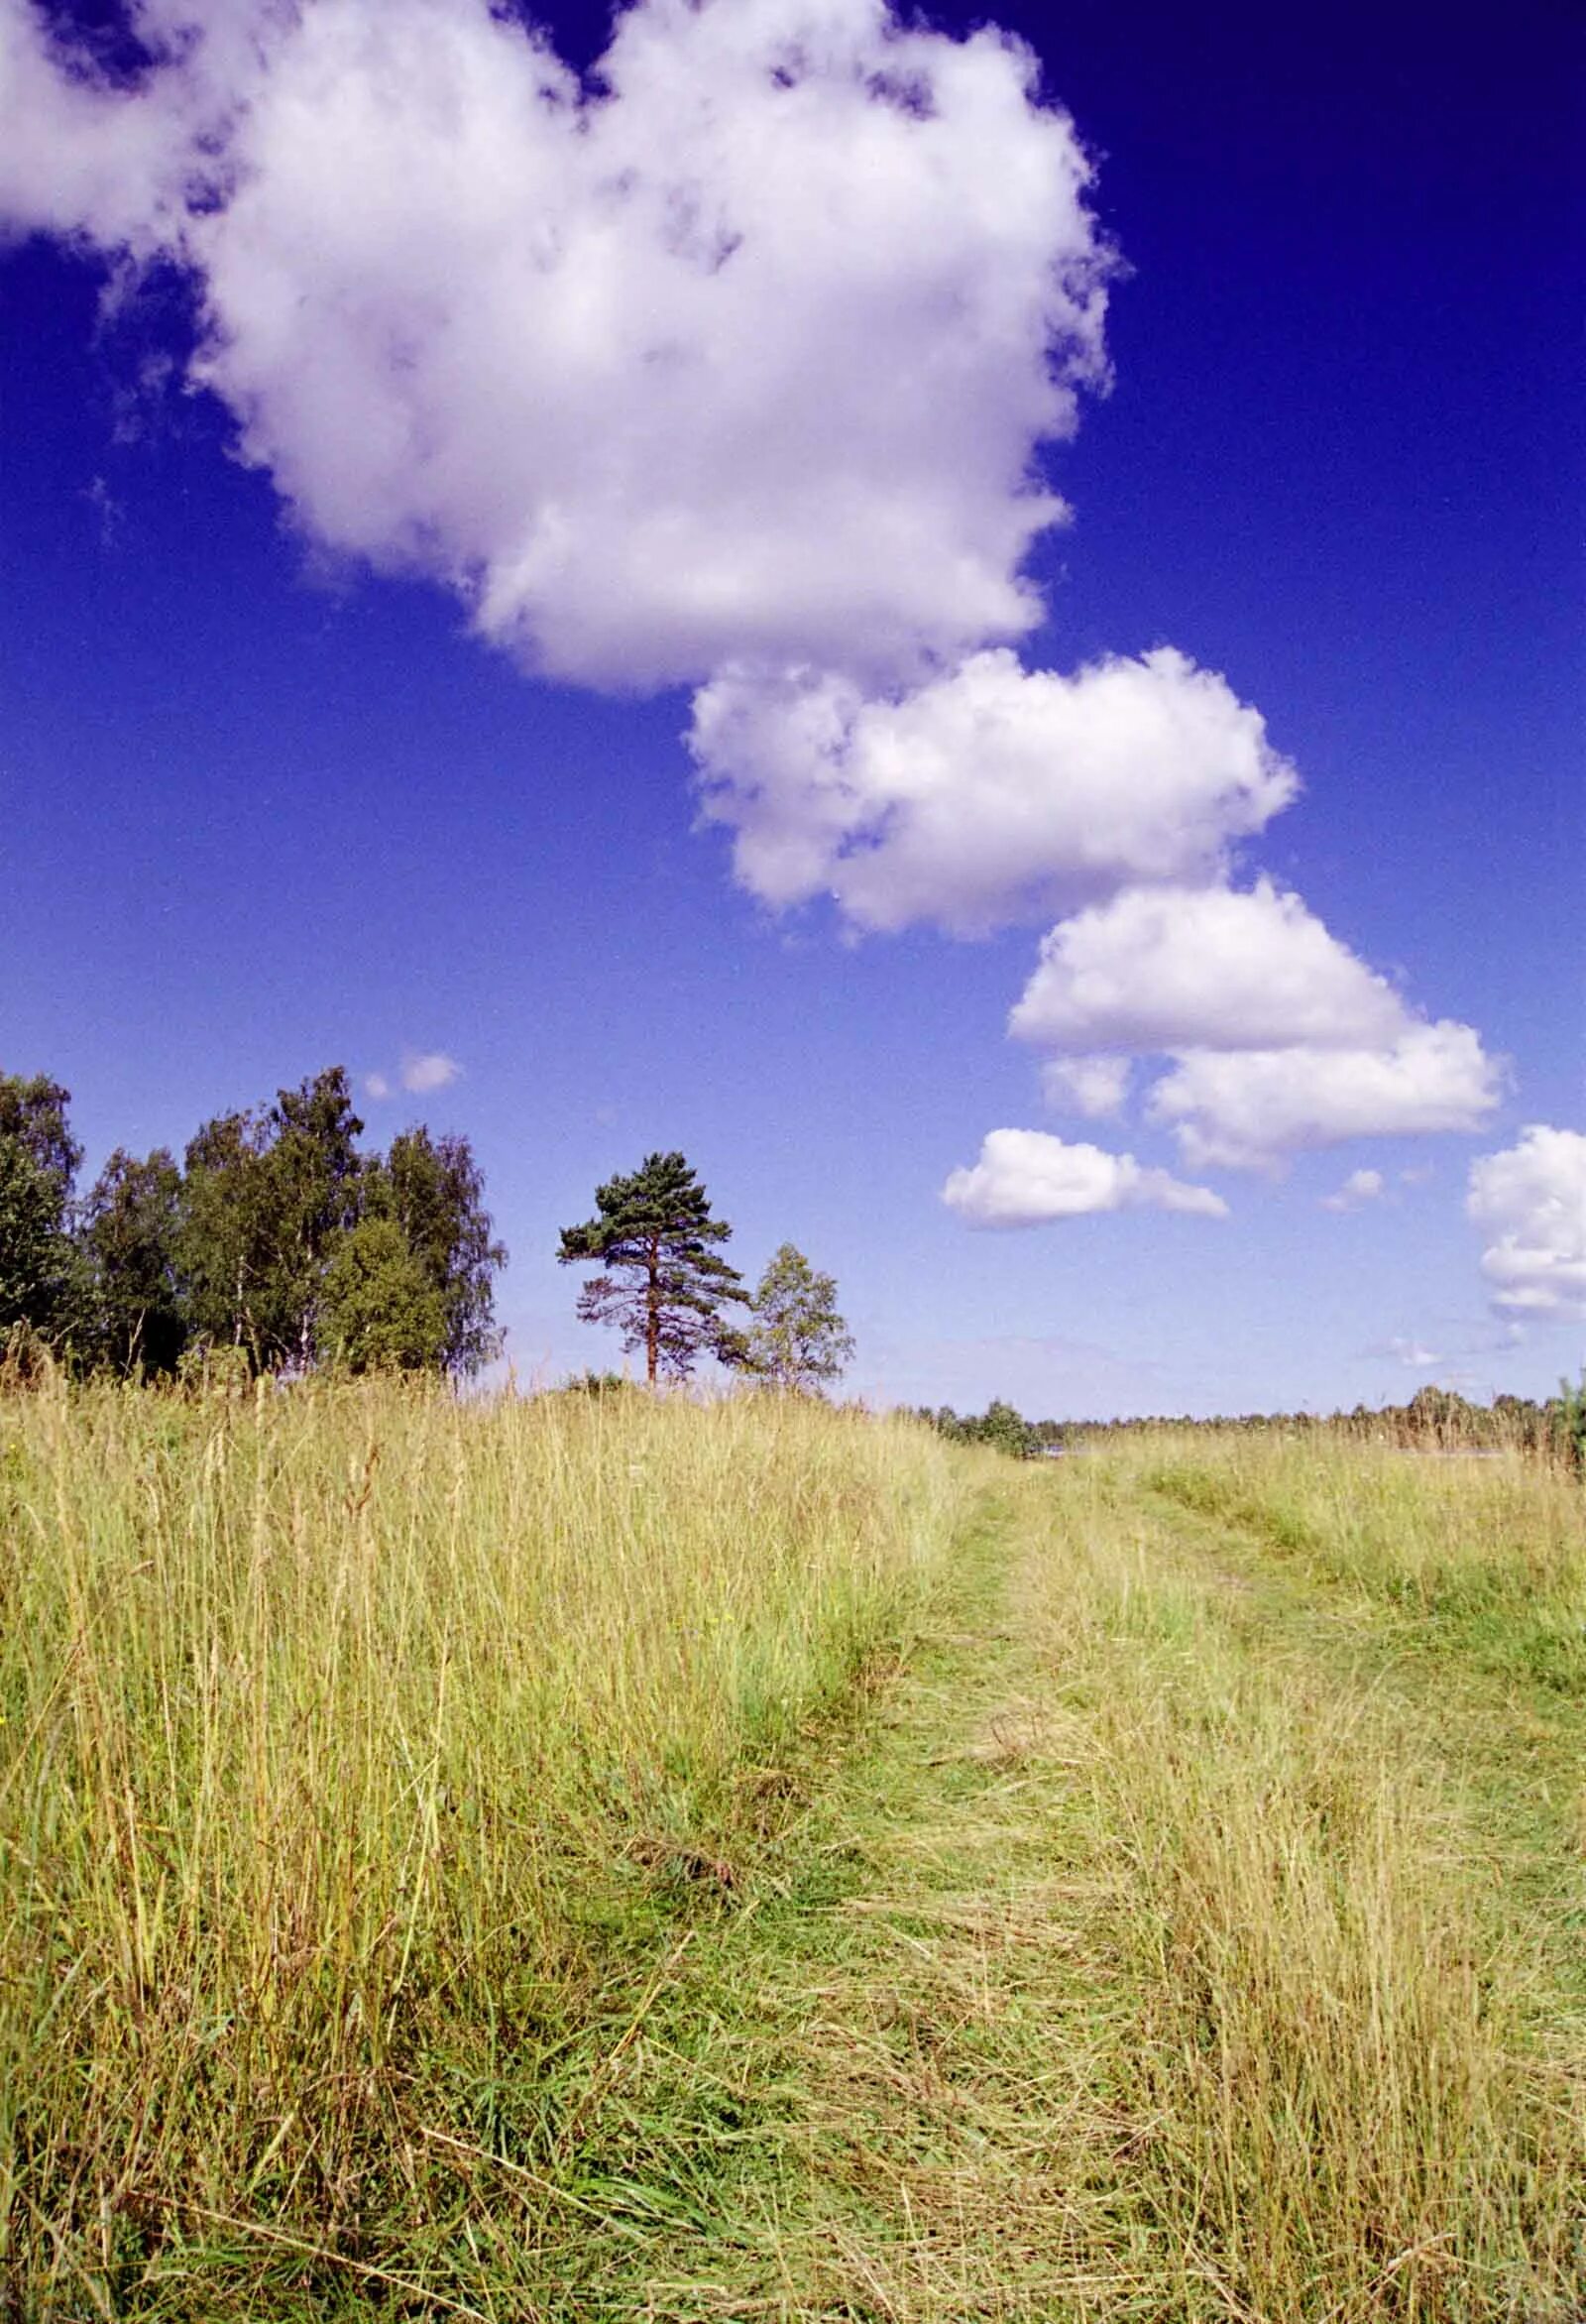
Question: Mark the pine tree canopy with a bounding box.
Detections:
[558,1150,745,1385]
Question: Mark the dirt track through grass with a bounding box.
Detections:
[549,1457,1586,2320]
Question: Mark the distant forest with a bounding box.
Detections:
[918,1383,1586,1471]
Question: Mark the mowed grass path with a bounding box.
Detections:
[577,1449,1585,2320]
[3,1397,1583,2319]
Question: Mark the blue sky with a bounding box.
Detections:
[1,0,1580,1416]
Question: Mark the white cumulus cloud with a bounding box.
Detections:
[0,0,1503,1207]
[1006,877,1498,1173]
[1149,1021,1502,1171]
[1320,1167,1386,1212]
[1010,878,1407,1052]
[0,0,1108,692]
[943,1127,1227,1226]
[1467,1125,1586,1320]
[691,647,1296,935]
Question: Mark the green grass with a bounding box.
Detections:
[2,1389,1582,2317]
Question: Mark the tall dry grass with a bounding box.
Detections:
[1010,1449,1586,2318]
[4,1388,1581,2318]
[0,1377,965,2312]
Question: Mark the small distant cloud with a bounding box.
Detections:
[1387,1336,1444,1368]
[401,1051,462,1095]
[1040,1054,1131,1120]
[1401,1163,1433,1187]
[1320,1167,1386,1213]
[81,474,124,547]
[363,1052,463,1102]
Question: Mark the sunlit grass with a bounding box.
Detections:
[2,1388,1582,2318]
[0,1377,966,2314]
[727,1449,1586,2319]
[1133,1426,1586,1691]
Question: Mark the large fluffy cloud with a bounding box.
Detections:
[691,647,1297,935]
[943,1127,1227,1226]
[1149,1021,1502,1171]
[1009,877,1408,1051]
[1467,1126,1586,1320]
[1,0,1501,1213]
[0,0,1109,690]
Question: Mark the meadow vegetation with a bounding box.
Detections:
[1,1381,1581,2318]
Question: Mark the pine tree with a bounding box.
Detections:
[558,1151,744,1385]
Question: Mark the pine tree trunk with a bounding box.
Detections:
[646,1232,659,1386]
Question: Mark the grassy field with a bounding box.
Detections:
[1,1385,1582,2319]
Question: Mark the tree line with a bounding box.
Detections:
[915,1381,1586,1471]
[910,1399,1064,1460]
[0,1066,503,1379]
[1,1074,855,1395]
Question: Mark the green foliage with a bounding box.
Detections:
[320,1217,449,1372]
[0,1062,504,1384]
[177,1102,278,1363]
[742,1241,854,1393]
[1045,1384,1586,1470]
[976,1397,1042,1458]
[372,1125,506,1374]
[177,1071,502,1379]
[261,1067,367,1360]
[559,1150,745,1384]
[916,1397,1049,1458]
[0,1071,82,1343]
[179,1069,369,1370]
[558,1367,633,1397]
[1553,1369,1586,1477]
[78,1148,186,1375]
[0,1070,80,1189]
